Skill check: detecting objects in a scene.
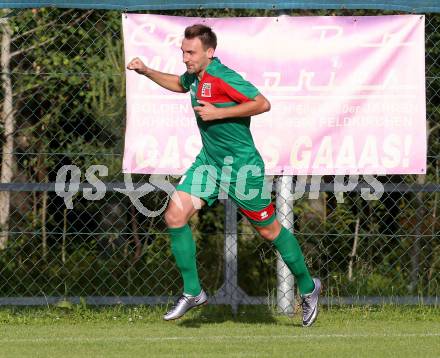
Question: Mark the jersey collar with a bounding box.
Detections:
[198,57,220,81]
[207,57,221,71]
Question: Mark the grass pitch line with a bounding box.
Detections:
[1,333,440,344]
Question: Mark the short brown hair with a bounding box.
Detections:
[184,24,217,50]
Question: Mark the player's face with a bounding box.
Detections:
[181,37,213,75]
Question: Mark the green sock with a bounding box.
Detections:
[168,224,201,296]
[272,226,315,295]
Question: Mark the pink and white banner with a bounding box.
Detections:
[122,14,426,175]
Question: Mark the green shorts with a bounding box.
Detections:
[176,152,276,227]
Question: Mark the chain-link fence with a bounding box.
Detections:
[0,8,439,309]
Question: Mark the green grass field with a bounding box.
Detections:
[0,304,439,357]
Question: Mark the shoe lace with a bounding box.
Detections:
[301,295,312,317]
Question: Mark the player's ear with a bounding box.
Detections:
[207,48,215,59]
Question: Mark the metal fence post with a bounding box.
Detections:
[213,198,263,312]
[275,175,295,315]
[224,198,239,314]
[212,199,240,314]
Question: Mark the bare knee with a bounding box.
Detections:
[164,206,187,228]
[257,226,278,241]
[255,220,281,241]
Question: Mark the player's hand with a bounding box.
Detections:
[193,100,222,121]
[127,57,149,75]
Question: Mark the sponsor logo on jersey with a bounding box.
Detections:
[260,210,268,219]
[201,83,212,97]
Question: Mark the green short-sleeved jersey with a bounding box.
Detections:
[179,57,265,183]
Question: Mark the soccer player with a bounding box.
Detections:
[127,24,321,327]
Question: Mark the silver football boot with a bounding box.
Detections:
[301,278,321,327]
[163,289,208,321]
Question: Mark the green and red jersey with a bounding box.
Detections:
[179,57,265,183]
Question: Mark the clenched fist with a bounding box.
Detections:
[126,57,149,75]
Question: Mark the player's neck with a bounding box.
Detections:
[197,58,212,80]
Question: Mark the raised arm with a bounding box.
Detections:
[127,57,186,93]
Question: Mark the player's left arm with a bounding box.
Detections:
[194,94,270,121]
